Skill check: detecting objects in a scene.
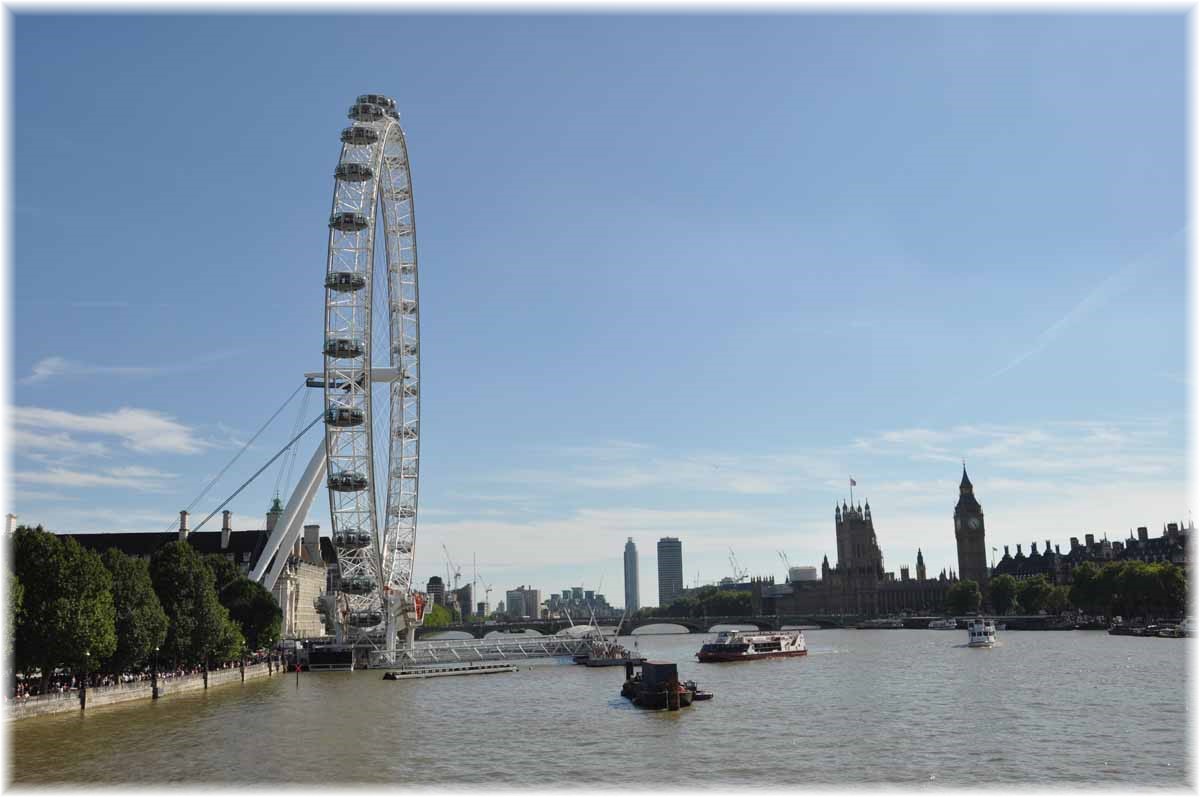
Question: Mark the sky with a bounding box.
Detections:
[6,12,1189,610]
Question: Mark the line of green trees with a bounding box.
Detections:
[637,586,754,619]
[9,525,283,692]
[943,560,1186,618]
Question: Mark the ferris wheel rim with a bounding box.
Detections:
[320,95,420,646]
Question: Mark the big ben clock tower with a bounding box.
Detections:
[954,466,989,587]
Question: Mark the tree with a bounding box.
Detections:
[1069,562,1105,616]
[697,590,753,617]
[1016,575,1052,615]
[58,537,118,676]
[150,541,237,667]
[1157,563,1187,616]
[203,554,243,596]
[8,572,23,659]
[1044,585,1071,615]
[988,574,1018,616]
[101,549,168,675]
[13,526,67,688]
[423,604,453,628]
[12,527,116,689]
[221,578,282,651]
[945,580,981,615]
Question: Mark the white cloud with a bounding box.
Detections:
[10,428,108,457]
[13,465,177,492]
[11,406,208,455]
[21,356,154,384]
[20,350,240,385]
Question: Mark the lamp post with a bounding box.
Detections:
[152,645,160,699]
[79,650,89,711]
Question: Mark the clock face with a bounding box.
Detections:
[968,517,980,530]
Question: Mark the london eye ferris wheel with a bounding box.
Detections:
[322,94,424,658]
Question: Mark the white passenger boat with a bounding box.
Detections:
[967,618,996,648]
[697,630,807,662]
[928,618,957,630]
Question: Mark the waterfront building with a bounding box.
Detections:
[658,537,684,607]
[454,584,473,618]
[505,589,526,618]
[992,523,1191,584]
[788,566,817,583]
[624,537,640,611]
[426,576,446,606]
[502,586,541,619]
[954,467,989,588]
[58,503,335,639]
[770,477,977,616]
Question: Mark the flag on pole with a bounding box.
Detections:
[849,477,857,487]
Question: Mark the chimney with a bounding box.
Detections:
[178,510,189,542]
[1055,544,1061,554]
[303,524,320,563]
[1138,527,1149,542]
[1016,544,1023,555]
[1031,542,1038,555]
[1070,537,1080,550]
[1045,540,1051,554]
[1003,545,1010,556]
[1085,533,1095,548]
[221,511,232,550]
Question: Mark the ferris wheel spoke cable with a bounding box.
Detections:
[187,411,324,536]
[274,386,313,500]
[165,381,306,533]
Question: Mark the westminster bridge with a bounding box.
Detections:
[413,614,861,640]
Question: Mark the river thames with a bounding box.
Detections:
[9,628,1189,787]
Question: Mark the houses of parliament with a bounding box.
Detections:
[770,467,990,616]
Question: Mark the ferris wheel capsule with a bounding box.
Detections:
[325,271,367,292]
[348,102,385,122]
[341,126,379,146]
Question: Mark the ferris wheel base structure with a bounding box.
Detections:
[246,432,422,659]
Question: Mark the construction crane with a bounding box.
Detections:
[778,550,792,582]
[728,548,748,582]
[441,544,462,591]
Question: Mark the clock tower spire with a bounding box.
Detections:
[954,464,989,587]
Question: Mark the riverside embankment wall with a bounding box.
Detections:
[8,662,284,721]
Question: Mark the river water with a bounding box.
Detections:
[8,628,1190,787]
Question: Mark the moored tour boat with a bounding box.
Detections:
[696,630,806,663]
[928,618,957,630]
[967,618,996,648]
[856,618,904,629]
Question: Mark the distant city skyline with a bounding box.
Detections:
[8,14,1186,609]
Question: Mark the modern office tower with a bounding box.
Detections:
[624,537,640,611]
[657,537,683,607]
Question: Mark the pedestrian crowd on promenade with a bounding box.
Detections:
[7,651,279,702]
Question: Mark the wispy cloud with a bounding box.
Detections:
[11,406,209,455]
[14,465,176,492]
[10,428,109,458]
[988,227,1186,381]
[21,356,153,384]
[20,350,241,385]
[501,442,841,497]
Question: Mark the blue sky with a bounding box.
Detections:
[8,13,1188,608]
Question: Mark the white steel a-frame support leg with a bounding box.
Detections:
[249,440,328,591]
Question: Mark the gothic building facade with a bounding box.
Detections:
[954,467,989,587]
[769,472,984,616]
